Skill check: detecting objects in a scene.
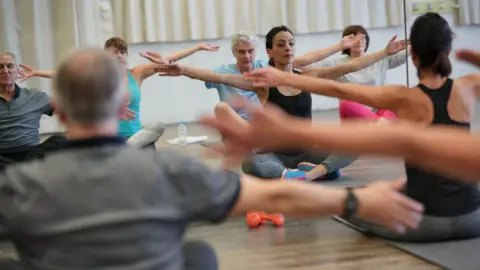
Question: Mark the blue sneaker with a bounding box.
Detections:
[281,169,307,181]
[297,162,342,181]
[297,162,316,172]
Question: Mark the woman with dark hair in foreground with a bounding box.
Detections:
[236,13,480,242]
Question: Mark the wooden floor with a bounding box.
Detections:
[160,109,441,270]
[0,109,454,269]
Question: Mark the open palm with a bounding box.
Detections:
[139,52,169,65]
[385,35,409,56]
[197,43,220,51]
[17,64,36,82]
[341,34,364,50]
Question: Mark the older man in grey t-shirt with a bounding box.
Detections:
[0,49,424,270]
[0,52,66,164]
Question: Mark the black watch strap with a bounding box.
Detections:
[340,188,358,219]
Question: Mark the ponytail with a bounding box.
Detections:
[432,53,452,77]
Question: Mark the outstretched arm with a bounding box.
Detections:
[301,35,408,79]
[292,34,364,67]
[456,49,480,68]
[18,65,55,80]
[146,58,257,92]
[301,49,389,79]
[182,65,256,92]
[200,99,480,182]
[245,67,408,111]
[134,43,220,83]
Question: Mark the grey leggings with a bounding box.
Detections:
[242,151,356,179]
[0,241,217,270]
[347,207,480,242]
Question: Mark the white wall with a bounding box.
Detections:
[37,13,480,132]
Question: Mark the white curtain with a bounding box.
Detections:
[458,0,480,25]
[0,0,105,89]
[0,0,103,133]
[106,0,406,44]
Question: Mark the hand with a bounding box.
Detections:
[201,98,299,163]
[17,64,37,82]
[120,100,136,122]
[384,35,409,56]
[153,63,184,77]
[354,179,424,233]
[340,34,365,50]
[197,43,220,52]
[122,108,136,122]
[243,67,287,88]
[456,49,480,68]
[139,52,169,65]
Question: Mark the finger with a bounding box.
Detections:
[400,209,423,229]
[252,81,268,88]
[389,34,398,43]
[392,223,406,234]
[203,145,227,158]
[19,64,32,71]
[390,178,407,190]
[397,194,424,213]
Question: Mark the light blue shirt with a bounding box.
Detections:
[205,60,268,119]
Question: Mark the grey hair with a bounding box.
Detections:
[0,52,16,60]
[230,31,258,51]
[53,48,125,124]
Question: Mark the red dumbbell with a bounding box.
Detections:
[246,211,285,227]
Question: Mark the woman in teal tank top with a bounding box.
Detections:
[17,37,219,146]
[103,37,220,142]
[118,71,142,137]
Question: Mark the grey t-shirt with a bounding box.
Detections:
[0,138,240,269]
[0,85,53,153]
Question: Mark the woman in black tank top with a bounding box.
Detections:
[244,13,480,242]
[242,26,408,182]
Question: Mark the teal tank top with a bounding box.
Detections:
[118,71,142,138]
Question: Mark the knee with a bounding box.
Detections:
[144,121,166,136]
[339,100,367,120]
[183,241,217,270]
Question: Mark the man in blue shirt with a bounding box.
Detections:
[205,32,268,120]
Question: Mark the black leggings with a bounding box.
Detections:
[0,134,68,167]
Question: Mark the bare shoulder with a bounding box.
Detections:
[457,73,480,87]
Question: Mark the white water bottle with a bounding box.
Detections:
[177,123,187,146]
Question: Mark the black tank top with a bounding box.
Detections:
[267,70,312,120]
[267,70,312,155]
[405,79,480,216]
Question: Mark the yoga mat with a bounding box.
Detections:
[332,216,480,270]
[200,141,223,150]
[316,175,371,188]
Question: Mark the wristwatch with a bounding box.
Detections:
[340,188,359,219]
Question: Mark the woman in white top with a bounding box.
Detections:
[298,25,408,181]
